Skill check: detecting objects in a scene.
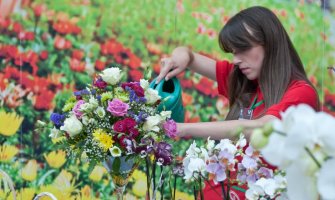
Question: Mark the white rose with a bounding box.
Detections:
[140,79,149,89]
[100,67,121,85]
[143,115,162,132]
[145,88,161,104]
[60,115,83,137]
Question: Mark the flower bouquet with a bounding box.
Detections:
[49,66,176,199]
[182,135,286,200]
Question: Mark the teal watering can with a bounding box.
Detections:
[150,77,185,122]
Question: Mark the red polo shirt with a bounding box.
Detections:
[203,60,319,200]
[215,60,319,119]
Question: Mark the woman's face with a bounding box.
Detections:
[232,45,265,80]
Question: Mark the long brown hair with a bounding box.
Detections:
[218,6,319,120]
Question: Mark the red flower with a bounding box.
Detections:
[33,5,44,18]
[95,60,106,71]
[39,50,49,60]
[129,69,143,81]
[12,22,22,34]
[128,52,142,69]
[123,118,137,130]
[113,120,128,133]
[195,77,214,96]
[54,36,72,50]
[121,82,144,97]
[24,32,35,40]
[0,17,11,29]
[34,92,55,110]
[129,128,139,138]
[72,49,85,60]
[69,58,86,72]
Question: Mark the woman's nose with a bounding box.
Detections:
[232,55,242,66]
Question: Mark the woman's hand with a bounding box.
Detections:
[156,46,193,84]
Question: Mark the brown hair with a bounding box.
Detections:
[218,6,319,120]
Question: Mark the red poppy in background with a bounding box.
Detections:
[39,50,49,60]
[195,77,214,96]
[54,36,72,50]
[71,49,85,60]
[69,58,86,72]
[95,59,106,71]
[128,69,143,81]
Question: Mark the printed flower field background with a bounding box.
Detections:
[0,0,334,199]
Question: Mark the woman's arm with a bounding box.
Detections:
[177,115,278,140]
[156,46,217,83]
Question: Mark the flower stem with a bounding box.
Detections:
[145,157,151,200]
[173,175,177,200]
[227,171,231,200]
[304,147,321,168]
[220,181,227,200]
[273,130,287,136]
[199,176,204,200]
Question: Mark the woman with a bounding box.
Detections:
[156,6,319,140]
[157,6,320,199]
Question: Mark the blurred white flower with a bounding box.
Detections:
[183,157,206,181]
[100,67,121,85]
[49,127,61,138]
[109,146,121,157]
[185,141,201,158]
[317,158,335,200]
[160,111,171,119]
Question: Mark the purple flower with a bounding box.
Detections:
[154,142,173,166]
[50,113,65,127]
[242,155,258,169]
[163,119,178,138]
[218,149,235,166]
[257,167,273,179]
[172,163,185,176]
[72,100,85,118]
[206,162,227,183]
[107,99,129,116]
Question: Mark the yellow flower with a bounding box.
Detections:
[175,190,194,200]
[51,136,66,144]
[132,169,146,181]
[7,188,36,200]
[93,129,114,151]
[39,185,74,200]
[21,160,38,181]
[0,145,19,162]
[44,150,67,168]
[132,179,147,197]
[74,185,99,200]
[53,170,76,195]
[0,111,23,136]
[89,165,106,182]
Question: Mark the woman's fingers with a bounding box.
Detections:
[156,58,173,83]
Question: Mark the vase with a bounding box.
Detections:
[103,156,139,200]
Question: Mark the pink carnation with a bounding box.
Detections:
[72,100,85,118]
[107,99,129,116]
[163,119,178,138]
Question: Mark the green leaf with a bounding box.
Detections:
[112,157,121,173]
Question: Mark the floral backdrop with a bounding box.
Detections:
[0,0,334,199]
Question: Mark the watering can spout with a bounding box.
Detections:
[150,77,185,122]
